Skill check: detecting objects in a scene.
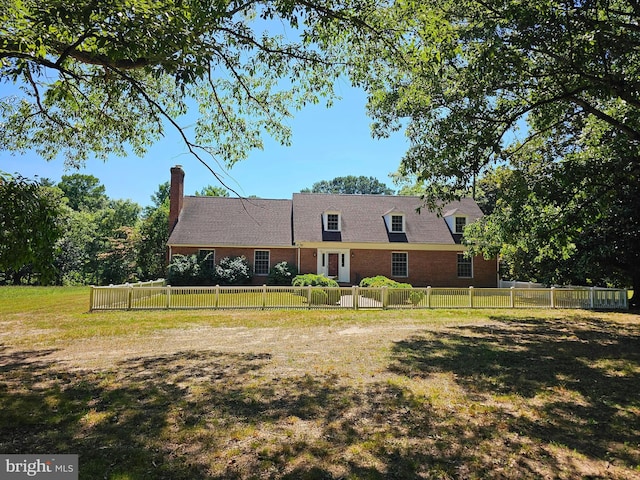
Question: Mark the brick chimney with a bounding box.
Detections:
[169,165,184,235]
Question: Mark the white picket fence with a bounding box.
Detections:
[89,279,165,310]
[90,283,628,311]
[499,280,546,288]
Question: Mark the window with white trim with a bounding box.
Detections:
[254,250,270,275]
[391,252,408,277]
[325,213,340,231]
[199,249,215,270]
[455,216,467,234]
[457,253,473,278]
[391,214,404,233]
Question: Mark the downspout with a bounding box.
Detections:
[167,245,173,271]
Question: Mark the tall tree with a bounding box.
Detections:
[148,182,170,213]
[0,174,64,284]
[137,183,170,281]
[0,0,381,184]
[464,118,640,297]
[302,175,394,194]
[57,174,108,211]
[91,198,142,284]
[354,0,640,300]
[53,174,142,284]
[55,207,98,284]
[98,226,141,284]
[195,186,230,197]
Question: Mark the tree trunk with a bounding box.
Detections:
[630,273,639,309]
[11,269,23,285]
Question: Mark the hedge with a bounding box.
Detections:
[359,275,413,305]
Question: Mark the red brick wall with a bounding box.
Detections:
[297,248,497,287]
[169,246,497,287]
[299,249,317,277]
[472,255,499,288]
[169,246,297,285]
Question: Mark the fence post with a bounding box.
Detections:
[127,283,133,310]
[426,286,431,308]
[166,285,171,309]
[352,285,359,310]
[510,287,515,308]
[381,286,388,309]
[215,285,220,309]
[262,284,267,310]
[550,287,556,308]
[89,286,95,311]
[589,287,595,309]
[307,285,312,309]
[469,286,474,308]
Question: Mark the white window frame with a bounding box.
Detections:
[254,250,270,276]
[457,253,473,278]
[391,252,408,278]
[324,211,341,232]
[455,216,467,234]
[390,214,405,233]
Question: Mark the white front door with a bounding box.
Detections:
[317,249,350,283]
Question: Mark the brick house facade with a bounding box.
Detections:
[167,166,498,287]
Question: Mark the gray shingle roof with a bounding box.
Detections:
[168,196,293,246]
[168,194,484,246]
[292,193,483,244]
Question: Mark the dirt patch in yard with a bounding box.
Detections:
[45,323,426,384]
[1,312,639,479]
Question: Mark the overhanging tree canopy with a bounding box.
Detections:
[0,0,379,180]
[352,0,640,298]
[357,0,640,200]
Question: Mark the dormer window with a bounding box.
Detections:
[443,208,469,236]
[324,211,341,231]
[455,216,467,234]
[383,209,406,233]
[327,214,339,231]
[391,214,405,233]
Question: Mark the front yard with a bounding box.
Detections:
[1,287,639,479]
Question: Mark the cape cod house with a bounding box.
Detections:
[167,166,498,287]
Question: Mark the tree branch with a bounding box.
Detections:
[106,65,242,197]
[55,30,97,67]
[568,94,640,141]
[23,65,75,130]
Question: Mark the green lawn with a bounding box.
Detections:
[1,286,639,479]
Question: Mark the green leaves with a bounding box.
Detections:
[1,0,375,168]
[355,0,640,203]
[302,175,394,194]
[353,0,640,295]
[0,175,64,284]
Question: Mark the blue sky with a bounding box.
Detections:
[1,80,409,208]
